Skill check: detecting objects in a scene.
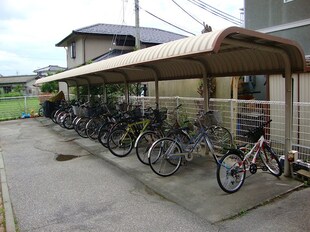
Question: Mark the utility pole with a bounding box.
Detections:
[135,0,141,50]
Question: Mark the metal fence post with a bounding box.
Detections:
[176,96,180,122]
[230,99,234,138]
[24,96,27,114]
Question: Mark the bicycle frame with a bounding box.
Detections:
[240,135,267,169]
[120,118,151,141]
[169,125,218,163]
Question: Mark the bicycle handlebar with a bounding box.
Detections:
[260,119,272,129]
[246,119,272,135]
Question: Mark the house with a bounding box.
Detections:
[56,23,186,69]
[0,75,38,95]
[34,65,66,78]
[55,23,197,96]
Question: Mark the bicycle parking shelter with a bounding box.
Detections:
[35,26,307,176]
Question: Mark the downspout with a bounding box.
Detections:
[83,37,87,64]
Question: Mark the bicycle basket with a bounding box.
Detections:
[157,108,168,121]
[201,111,222,127]
[72,105,79,116]
[130,107,142,118]
[247,127,264,143]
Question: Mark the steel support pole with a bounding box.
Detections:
[284,64,293,176]
[203,74,209,112]
[155,75,159,108]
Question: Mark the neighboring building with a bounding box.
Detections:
[243,0,310,101]
[0,75,38,95]
[56,23,186,69]
[55,23,205,97]
[34,65,66,78]
[245,0,310,55]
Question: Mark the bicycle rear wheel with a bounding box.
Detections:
[207,126,233,154]
[63,115,74,129]
[148,138,182,177]
[136,131,161,165]
[260,143,282,177]
[107,128,133,157]
[216,152,246,193]
[75,117,89,138]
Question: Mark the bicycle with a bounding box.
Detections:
[107,107,152,157]
[135,105,190,165]
[107,108,177,157]
[216,119,282,194]
[147,111,233,177]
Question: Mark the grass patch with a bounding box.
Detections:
[0,97,41,121]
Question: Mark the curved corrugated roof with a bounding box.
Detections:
[36,26,306,86]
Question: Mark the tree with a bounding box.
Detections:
[40,81,58,93]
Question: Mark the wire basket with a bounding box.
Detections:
[72,105,79,116]
[153,108,168,123]
[246,127,264,143]
[200,111,222,127]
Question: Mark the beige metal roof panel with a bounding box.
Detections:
[35,26,306,86]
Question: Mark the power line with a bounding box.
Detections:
[140,6,196,36]
[171,0,204,26]
[187,0,243,25]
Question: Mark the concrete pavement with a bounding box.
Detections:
[0,117,309,231]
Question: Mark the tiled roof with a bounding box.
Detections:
[57,23,186,46]
[33,65,66,73]
[0,75,36,84]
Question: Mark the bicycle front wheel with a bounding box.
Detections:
[260,143,282,177]
[207,126,233,155]
[86,118,103,140]
[148,138,182,177]
[98,122,115,148]
[136,131,161,165]
[63,115,74,129]
[216,152,246,193]
[107,128,133,157]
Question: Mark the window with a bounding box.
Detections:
[70,42,76,59]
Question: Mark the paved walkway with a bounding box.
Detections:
[0,117,309,231]
[37,117,303,221]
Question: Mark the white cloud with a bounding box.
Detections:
[0,0,243,76]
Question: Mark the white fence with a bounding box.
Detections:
[0,95,50,121]
[126,96,310,162]
[2,94,310,162]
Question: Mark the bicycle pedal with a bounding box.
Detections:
[261,166,268,171]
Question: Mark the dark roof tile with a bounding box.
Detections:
[57,23,186,46]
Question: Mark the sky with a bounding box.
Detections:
[0,0,244,76]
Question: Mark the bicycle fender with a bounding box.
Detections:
[134,130,156,148]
